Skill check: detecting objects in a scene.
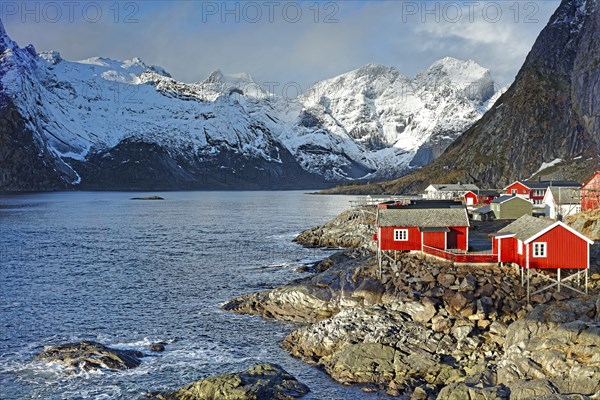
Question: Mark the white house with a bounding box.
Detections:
[543,187,581,219]
[423,183,480,201]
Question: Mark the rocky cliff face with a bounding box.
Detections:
[328,0,599,195]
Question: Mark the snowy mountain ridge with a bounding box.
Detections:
[0,20,502,190]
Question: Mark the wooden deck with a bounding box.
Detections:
[422,245,498,264]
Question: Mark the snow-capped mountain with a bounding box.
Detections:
[0,19,501,191]
[279,59,502,180]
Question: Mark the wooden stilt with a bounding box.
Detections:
[527,267,530,304]
[521,267,524,286]
[378,249,382,278]
[557,268,561,292]
[585,267,589,295]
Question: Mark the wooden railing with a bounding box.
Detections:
[422,245,497,264]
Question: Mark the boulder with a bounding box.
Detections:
[324,343,396,384]
[438,274,456,288]
[436,382,509,400]
[507,379,558,399]
[35,341,144,372]
[149,343,166,352]
[149,363,309,400]
[497,299,600,396]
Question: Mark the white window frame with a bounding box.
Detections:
[517,240,523,255]
[533,242,547,258]
[394,229,408,241]
[511,189,517,195]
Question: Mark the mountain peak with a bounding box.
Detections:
[0,19,16,53]
[206,69,225,83]
[39,51,63,65]
[427,57,489,79]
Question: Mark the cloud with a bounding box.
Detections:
[1,1,560,89]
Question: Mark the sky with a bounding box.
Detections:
[1,0,560,94]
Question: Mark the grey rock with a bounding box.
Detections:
[35,341,144,372]
[148,363,309,400]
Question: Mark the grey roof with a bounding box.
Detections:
[378,207,469,228]
[521,180,581,189]
[472,205,492,214]
[478,190,501,196]
[496,215,555,241]
[547,187,580,204]
[491,195,531,204]
[428,184,480,192]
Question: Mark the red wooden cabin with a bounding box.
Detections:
[492,215,593,269]
[463,191,478,206]
[377,207,470,252]
[504,181,530,197]
[581,171,600,211]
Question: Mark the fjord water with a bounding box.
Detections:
[0,191,382,399]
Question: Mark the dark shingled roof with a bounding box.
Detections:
[496,215,555,241]
[478,190,501,197]
[472,205,492,214]
[428,183,480,191]
[521,180,581,189]
[387,200,461,209]
[378,207,469,228]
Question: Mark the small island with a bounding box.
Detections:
[130,196,165,201]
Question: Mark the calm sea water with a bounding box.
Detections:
[0,191,390,399]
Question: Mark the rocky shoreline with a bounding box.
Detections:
[223,207,600,399]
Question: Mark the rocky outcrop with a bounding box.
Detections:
[226,243,599,397]
[146,363,309,400]
[225,247,588,326]
[35,341,144,372]
[293,206,376,249]
[497,299,600,397]
[567,209,600,241]
[282,305,466,397]
[223,249,379,323]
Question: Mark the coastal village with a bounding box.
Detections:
[222,171,600,399]
[371,172,600,303]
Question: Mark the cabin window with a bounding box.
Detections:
[533,242,547,258]
[394,229,408,241]
[517,240,523,255]
[511,189,517,195]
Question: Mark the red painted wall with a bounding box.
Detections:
[379,226,422,251]
[495,237,517,263]
[581,172,600,211]
[527,226,589,269]
[446,227,468,251]
[423,231,446,249]
[379,226,468,251]
[505,182,530,197]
